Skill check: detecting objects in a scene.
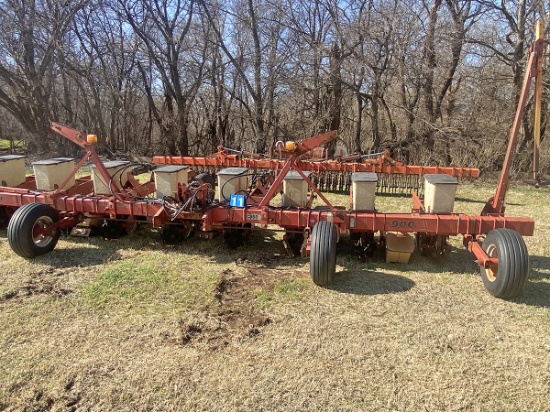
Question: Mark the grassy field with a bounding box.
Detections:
[0,139,24,151]
[0,182,549,411]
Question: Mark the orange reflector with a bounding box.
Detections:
[285,141,297,151]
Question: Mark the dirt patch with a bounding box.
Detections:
[0,278,73,303]
[233,252,284,267]
[175,268,277,349]
[7,380,82,412]
[214,269,235,302]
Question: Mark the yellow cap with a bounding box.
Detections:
[285,141,297,152]
[86,134,98,144]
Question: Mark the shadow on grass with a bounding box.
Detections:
[336,240,480,276]
[454,196,487,205]
[511,255,550,308]
[1,225,304,270]
[407,247,480,275]
[528,255,550,278]
[28,246,123,268]
[1,223,297,264]
[330,270,415,296]
[516,281,550,308]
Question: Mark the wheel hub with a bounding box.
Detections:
[32,216,55,247]
[484,243,498,282]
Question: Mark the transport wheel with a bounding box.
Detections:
[7,203,60,258]
[310,221,338,286]
[479,228,529,299]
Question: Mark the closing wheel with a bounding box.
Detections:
[7,203,61,258]
[310,221,338,286]
[480,228,529,299]
[100,220,126,239]
[161,225,184,244]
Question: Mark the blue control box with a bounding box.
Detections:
[229,194,246,208]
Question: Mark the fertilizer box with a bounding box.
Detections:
[385,231,415,263]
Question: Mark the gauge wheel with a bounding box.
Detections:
[479,228,529,299]
[310,221,338,286]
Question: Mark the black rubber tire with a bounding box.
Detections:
[479,228,529,299]
[7,203,60,258]
[161,225,184,244]
[310,221,338,286]
[100,220,127,240]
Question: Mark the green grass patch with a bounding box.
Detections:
[0,139,24,150]
[274,276,310,295]
[255,276,311,309]
[80,253,216,314]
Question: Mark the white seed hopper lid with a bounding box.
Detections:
[218,167,249,176]
[0,154,26,162]
[155,165,189,173]
[424,174,458,185]
[351,172,378,182]
[32,157,74,165]
[283,170,312,180]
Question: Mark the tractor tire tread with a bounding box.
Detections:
[7,203,60,258]
[480,228,529,299]
[310,221,337,286]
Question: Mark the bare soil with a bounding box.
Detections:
[176,267,276,349]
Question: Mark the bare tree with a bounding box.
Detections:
[200,0,291,153]
[117,0,206,155]
[0,0,89,152]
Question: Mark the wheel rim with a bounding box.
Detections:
[32,216,55,247]
[484,243,498,282]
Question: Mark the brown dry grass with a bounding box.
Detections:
[0,182,549,411]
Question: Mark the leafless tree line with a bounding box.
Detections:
[0,0,549,173]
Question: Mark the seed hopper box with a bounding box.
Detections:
[154,165,190,199]
[32,157,75,190]
[351,172,378,210]
[91,160,130,194]
[424,174,458,213]
[217,167,249,200]
[0,154,26,187]
[282,170,312,207]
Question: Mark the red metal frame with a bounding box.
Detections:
[49,123,126,199]
[153,151,480,179]
[0,126,534,238]
[483,37,550,214]
[0,183,534,234]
